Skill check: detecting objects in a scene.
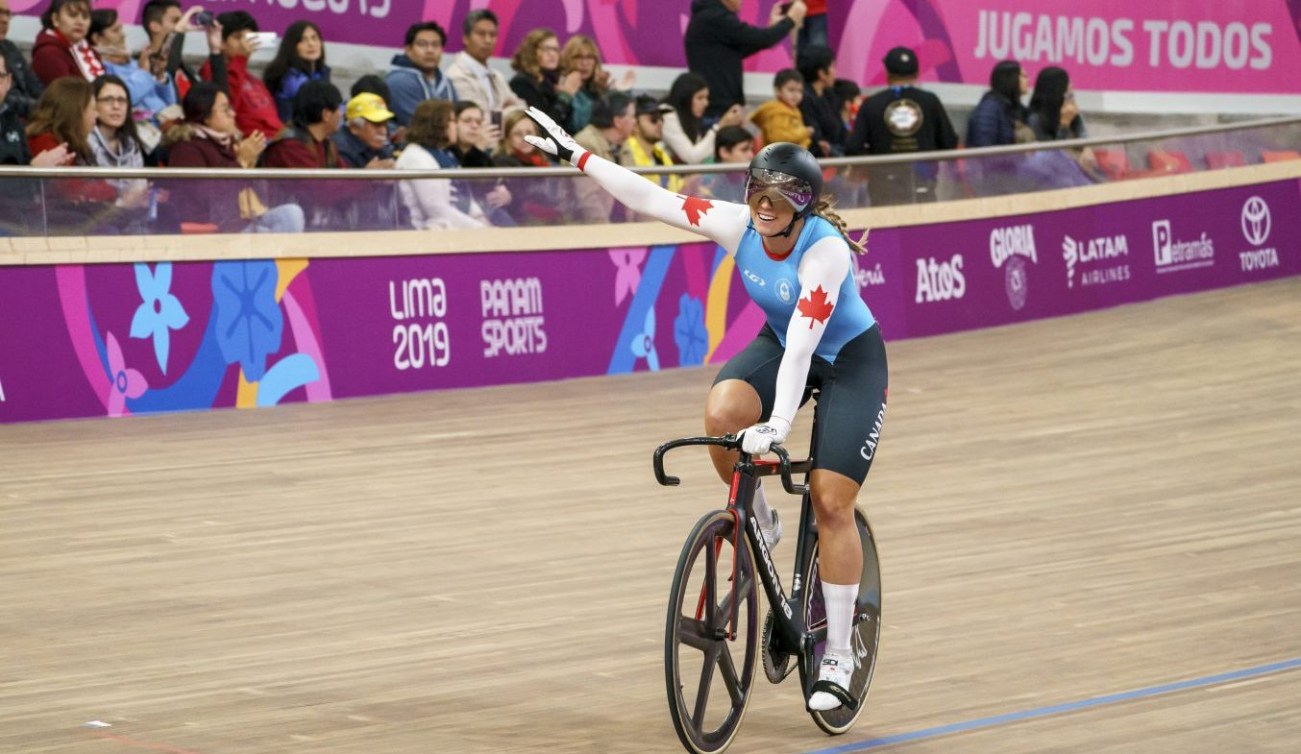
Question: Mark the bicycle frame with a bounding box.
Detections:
[653,437,824,659]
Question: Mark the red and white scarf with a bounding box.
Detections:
[52,29,106,81]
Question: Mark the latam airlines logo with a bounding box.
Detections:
[1152,220,1214,273]
[1239,196,1279,272]
[990,224,1037,310]
[1063,234,1130,289]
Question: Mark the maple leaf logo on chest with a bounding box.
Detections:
[679,195,713,226]
[796,285,834,328]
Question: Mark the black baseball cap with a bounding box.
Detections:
[634,94,662,117]
[883,46,919,76]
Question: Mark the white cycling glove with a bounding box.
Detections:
[523,106,588,166]
[739,416,791,455]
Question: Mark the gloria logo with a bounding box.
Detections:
[1063,234,1130,289]
[1239,196,1279,272]
[914,254,965,303]
[1152,219,1214,273]
[989,224,1036,310]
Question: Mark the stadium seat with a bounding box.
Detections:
[1205,151,1247,169]
[1091,148,1132,181]
[1147,149,1194,173]
[1261,150,1301,163]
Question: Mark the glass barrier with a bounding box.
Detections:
[1,117,1298,238]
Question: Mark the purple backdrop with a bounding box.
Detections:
[13,1,1301,93]
[1,179,1297,423]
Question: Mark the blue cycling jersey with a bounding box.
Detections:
[733,215,876,363]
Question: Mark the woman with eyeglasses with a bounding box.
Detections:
[451,100,514,225]
[523,106,886,714]
[508,29,581,137]
[27,76,150,233]
[491,108,573,225]
[89,74,152,219]
[395,99,488,229]
[163,82,305,233]
[558,34,633,134]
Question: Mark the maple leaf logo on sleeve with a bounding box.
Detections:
[796,285,835,328]
[679,195,713,226]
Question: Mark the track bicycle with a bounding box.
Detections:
[653,427,882,754]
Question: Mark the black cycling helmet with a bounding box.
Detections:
[745,141,823,221]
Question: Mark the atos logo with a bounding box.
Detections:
[914,254,966,303]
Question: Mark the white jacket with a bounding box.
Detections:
[661,110,720,165]
[394,143,486,230]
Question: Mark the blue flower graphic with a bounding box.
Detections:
[673,294,707,366]
[129,262,189,374]
[211,260,283,382]
[630,306,659,371]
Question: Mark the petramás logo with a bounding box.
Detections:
[990,224,1037,310]
[1152,219,1214,273]
[1063,234,1130,288]
[1239,196,1279,273]
[914,254,965,303]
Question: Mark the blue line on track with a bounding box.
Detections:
[807,657,1301,753]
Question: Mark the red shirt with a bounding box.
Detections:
[27,131,117,203]
[202,55,282,139]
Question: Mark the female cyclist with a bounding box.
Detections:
[524,107,887,712]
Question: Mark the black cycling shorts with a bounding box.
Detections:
[713,324,888,484]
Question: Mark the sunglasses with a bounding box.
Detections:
[744,168,814,212]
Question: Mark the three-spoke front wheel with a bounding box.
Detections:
[664,510,760,754]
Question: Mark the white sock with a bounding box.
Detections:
[822,581,859,657]
[752,481,775,531]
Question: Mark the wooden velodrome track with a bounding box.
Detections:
[3,277,1299,754]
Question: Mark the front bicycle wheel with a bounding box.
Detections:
[665,509,760,754]
[799,508,882,735]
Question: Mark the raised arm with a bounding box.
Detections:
[524,107,748,249]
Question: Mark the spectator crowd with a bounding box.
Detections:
[0,0,1098,235]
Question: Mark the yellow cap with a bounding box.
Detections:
[346,93,396,123]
